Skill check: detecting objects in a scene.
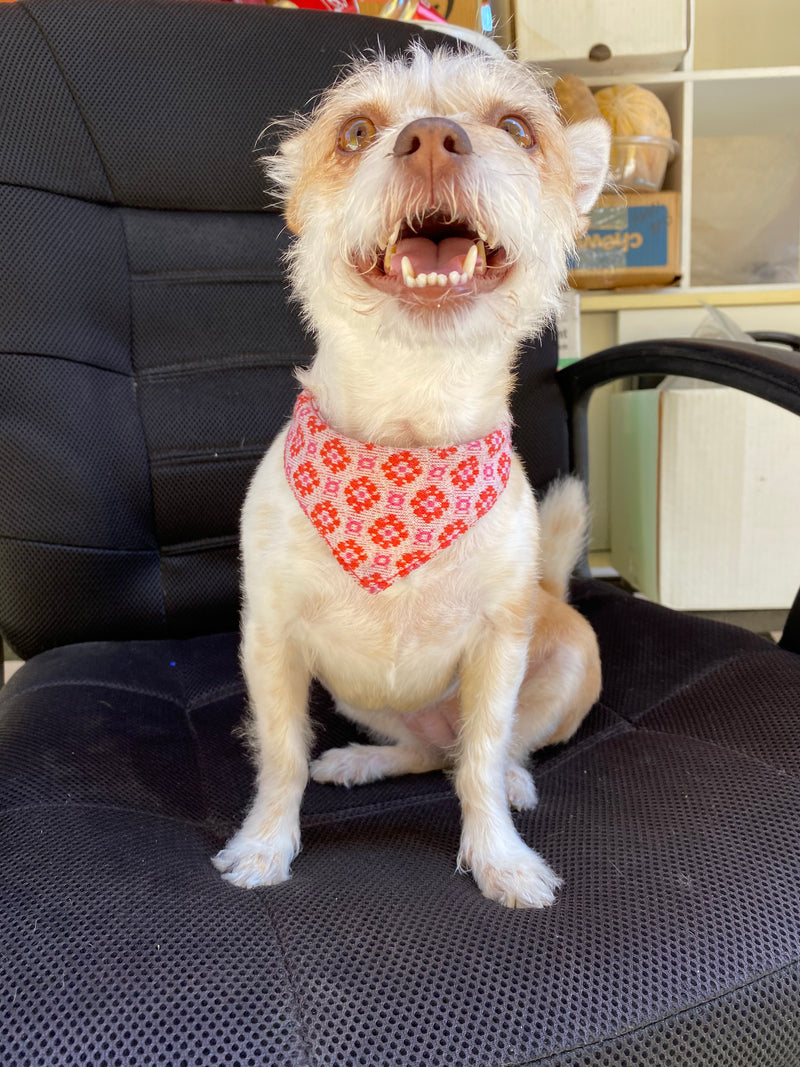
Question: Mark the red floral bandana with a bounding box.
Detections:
[284,391,512,593]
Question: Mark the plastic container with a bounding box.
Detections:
[607,135,679,192]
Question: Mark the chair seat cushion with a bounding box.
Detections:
[2,580,799,1066]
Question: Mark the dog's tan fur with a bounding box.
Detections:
[213,45,609,907]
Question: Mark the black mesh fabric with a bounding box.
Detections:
[2,3,799,1065]
[2,585,799,1066]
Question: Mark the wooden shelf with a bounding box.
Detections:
[579,287,800,312]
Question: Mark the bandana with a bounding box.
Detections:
[284,391,512,593]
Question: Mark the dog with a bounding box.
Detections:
[213,43,609,908]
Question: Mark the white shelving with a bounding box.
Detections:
[579,66,800,295]
[514,0,800,306]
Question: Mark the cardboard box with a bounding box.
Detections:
[569,192,681,290]
[514,0,688,75]
[609,385,800,610]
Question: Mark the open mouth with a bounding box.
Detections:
[357,212,509,302]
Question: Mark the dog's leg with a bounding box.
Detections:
[513,597,601,755]
[311,703,447,786]
[213,622,311,889]
[311,742,445,786]
[501,597,600,817]
[455,628,562,909]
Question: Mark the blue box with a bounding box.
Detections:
[569,192,680,290]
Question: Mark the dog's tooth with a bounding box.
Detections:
[462,243,478,280]
[389,222,401,246]
[460,272,469,285]
[417,272,429,288]
[401,256,416,288]
[476,240,487,272]
[426,272,439,287]
[449,270,461,286]
[384,245,396,274]
[436,273,448,287]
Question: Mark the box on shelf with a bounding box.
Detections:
[514,0,688,74]
[569,192,681,290]
[609,384,800,611]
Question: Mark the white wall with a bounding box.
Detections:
[694,0,800,69]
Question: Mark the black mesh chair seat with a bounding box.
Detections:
[1,3,799,1065]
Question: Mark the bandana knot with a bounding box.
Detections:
[284,391,512,593]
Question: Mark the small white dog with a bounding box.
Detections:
[214,44,609,908]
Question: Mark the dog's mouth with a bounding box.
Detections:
[356,212,510,304]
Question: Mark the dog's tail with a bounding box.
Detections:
[538,476,591,601]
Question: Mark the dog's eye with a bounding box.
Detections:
[339,117,378,152]
[498,115,536,149]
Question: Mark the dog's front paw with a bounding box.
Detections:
[212,835,297,889]
[505,763,538,811]
[462,845,562,909]
[310,743,377,786]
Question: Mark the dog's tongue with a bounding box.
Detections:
[392,236,475,277]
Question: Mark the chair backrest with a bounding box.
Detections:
[0,0,568,660]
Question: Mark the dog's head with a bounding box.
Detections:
[266,45,609,348]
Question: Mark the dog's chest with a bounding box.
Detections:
[244,432,538,713]
[298,541,483,712]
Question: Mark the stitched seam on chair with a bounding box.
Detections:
[0,533,157,554]
[0,346,133,379]
[633,725,800,784]
[187,683,246,713]
[0,798,218,831]
[16,2,118,202]
[258,902,316,1067]
[515,957,800,1066]
[534,704,633,781]
[160,535,238,557]
[613,646,777,727]
[150,448,266,470]
[0,177,115,207]
[4,677,245,714]
[0,792,453,837]
[0,678,185,709]
[300,788,456,829]
[132,269,283,285]
[118,192,169,638]
[136,353,302,381]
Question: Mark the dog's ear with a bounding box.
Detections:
[565,117,611,218]
[261,127,307,235]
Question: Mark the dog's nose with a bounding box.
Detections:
[393,118,473,167]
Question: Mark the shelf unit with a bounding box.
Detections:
[581,66,800,301]
[510,0,800,556]
[513,1,800,311]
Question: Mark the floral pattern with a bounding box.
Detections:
[292,461,319,498]
[382,451,423,486]
[320,437,350,473]
[310,501,340,535]
[333,539,367,569]
[476,486,498,517]
[284,391,512,593]
[368,515,409,549]
[410,485,449,523]
[439,519,470,548]
[451,455,480,490]
[345,476,381,513]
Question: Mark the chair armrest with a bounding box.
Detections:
[748,331,800,351]
[556,337,800,654]
[557,337,800,422]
